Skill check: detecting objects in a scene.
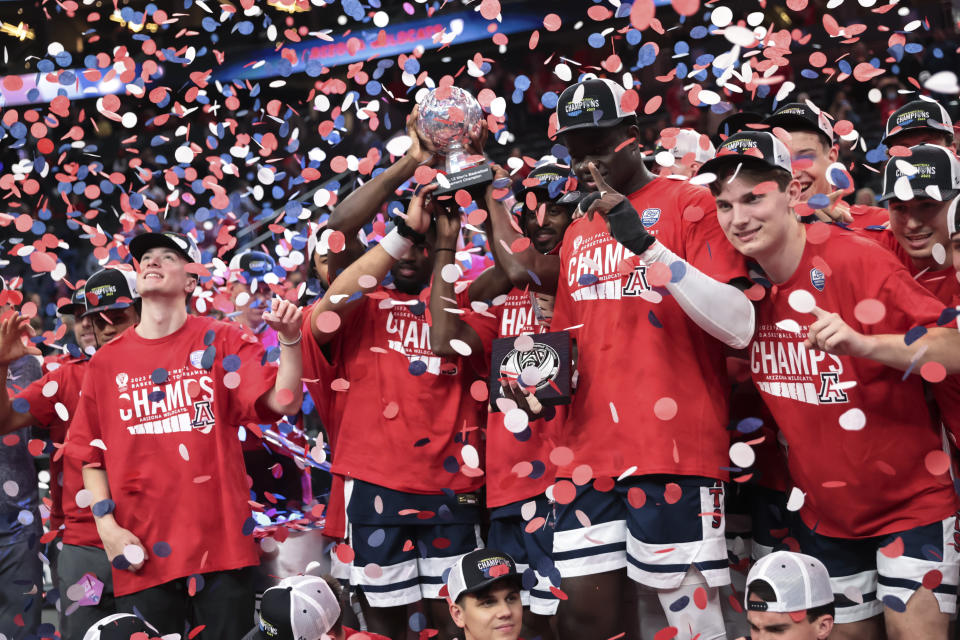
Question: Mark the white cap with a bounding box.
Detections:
[658,129,716,165]
[255,575,340,640]
[745,551,834,614]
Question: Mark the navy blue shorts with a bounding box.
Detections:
[552,476,730,589]
[790,511,960,623]
[342,479,482,607]
[487,496,561,615]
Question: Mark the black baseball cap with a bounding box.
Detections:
[879,144,960,202]
[82,613,160,640]
[57,286,87,316]
[81,267,140,317]
[242,575,340,640]
[129,231,201,264]
[553,78,635,138]
[948,195,960,236]
[714,110,766,144]
[882,98,955,146]
[515,163,572,204]
[764,102,835,146]
[228,250,277,284]
[444,549,522,603]
[697,131,793,178]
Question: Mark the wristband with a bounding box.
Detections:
[435,248,455,253]
[380,228,414,260]
[395,217,426,244]
[277,331,302,347]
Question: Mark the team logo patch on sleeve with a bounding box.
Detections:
[810,268,826,292]
[189,350,205,369]
[641,208,661,228]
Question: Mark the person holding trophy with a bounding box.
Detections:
[300,87,495,639]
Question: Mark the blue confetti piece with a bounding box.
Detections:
[522,567,538,590]
[882,595,906,613]
[904,326,927,346]
[736,417,764,434]
[801,68,819,79]
[367,529,386,548]
[626,29,642,45]
[669,261,687,283]
[674,41,689,55]
[112,555,130,570]
[151,368,168,384]
[806,193,830,209]
[242,517,257,536]
[648,311,662,328]
[92,499,115,518]
[690,25,708,39]
[529,459,546,479]
[541,92,559,110]
[514,74,531,91]
[11,398,30,413]
[148,390,165,403]
[937,308,960,326]
[578,273,599,286]
[409,360,428,376]
[513,426,532,442]
[829,167,851,190]
[669,595,690,612]
[153,541,172,557]
[921,543,943,562]
[409,612,427,632]
[201,345,216,370]
[443,456,459,473]
[587,33,605,48]
[223,354,241,372]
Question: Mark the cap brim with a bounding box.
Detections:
[82,301,135,318]
[881,125,956,146]
[553,116,630,139]
[459,574,523,600]
[130,233,195,264]
[698,154,788,179]
[764,114,832,142]
[57,302,84,315]
[878,187,960,203]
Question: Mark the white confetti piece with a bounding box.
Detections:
[786,487,805,512]
[788,289,816,314]
[729,442,756,468]
[839,408,866,431]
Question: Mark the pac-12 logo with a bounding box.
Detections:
[572,235,584,252]
[115,373,128,391]
[189,350,205,369]
[641,208,661,228]
[498,343,561,393]
[810,268,826,292]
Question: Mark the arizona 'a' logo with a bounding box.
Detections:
[817,372,848,403]
[622,265,650,296]
[191,400,216,434]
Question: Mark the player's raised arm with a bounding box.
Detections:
[582,162,756,349]
[309,184,435,346]
[327,106,436,279]
[0,314,41,435]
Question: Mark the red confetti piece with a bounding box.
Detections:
[315,310,342,334]
[594,477,615,492]
[627,487,646,509]
[327,231,346,254]
[921,362,946,383]
[853,299,885,325]
[571,464,593,486]
[887,145,914,158]
[470,380,489,402]
[511,237,531,253]
[543,14,562,31]
[549,586,569,600]
[336,543,355,563]
[924,450,950,476]
[786,0,808,10]
[789,610,808,623]
[402,540,415,552]
[383,402,399,419]
[646,262,672,287]
[671,0,699,16]
[620,89,640,114]
[879,536,904,559]
[853,63,885,82]
[923,570,943,590]
[653,627,678,640]
[693,586,708,609]
[549,446,574,466]
[654,397,678,421]
[524,517,546,533]
[587,5,613,20]
[188,626,205,639]
[809,52,827,68]
[275,388,294,406]
[663,482,682,504]
[644,95,663,115]
[728,593,743,613]
[414,165,437,185]
[432,537,451,549]
[553,479,577,505]
[630,0,656,30]
[752,181,780,195]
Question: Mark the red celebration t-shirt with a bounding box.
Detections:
[16,358,101,546]
[750,227,957,538]
[65,315,279,596]
[550,177,748,479]
[486,288,563,508]
[865,228,960,304]
[301,286,489,495]
[848,204,889,229]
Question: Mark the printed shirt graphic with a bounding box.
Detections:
[751,228,957,538]
[16,358,101,546]
[65,316,279,596]
[550,178,748,479]
[486,288,563,507]
[301,286,490,495]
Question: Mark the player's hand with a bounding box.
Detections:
[99,522,148,572]
[810,189,853,224]
[501,378,543,420]
[407,183,439,234]
[0,313,40,366]
[263,298,303,344]
[433,201,462,247]
[803,306,870,357]
[533,293,555,326]
[485,163,511,203]
[466,116,489,159]
[580,162,627,222]
[405,105,438,166]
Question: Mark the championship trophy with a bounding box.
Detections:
[417,86,493,196]
[488,330,572,412]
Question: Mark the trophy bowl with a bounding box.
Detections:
[417,86,484,164]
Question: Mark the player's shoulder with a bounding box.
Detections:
[819,227,905,271]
